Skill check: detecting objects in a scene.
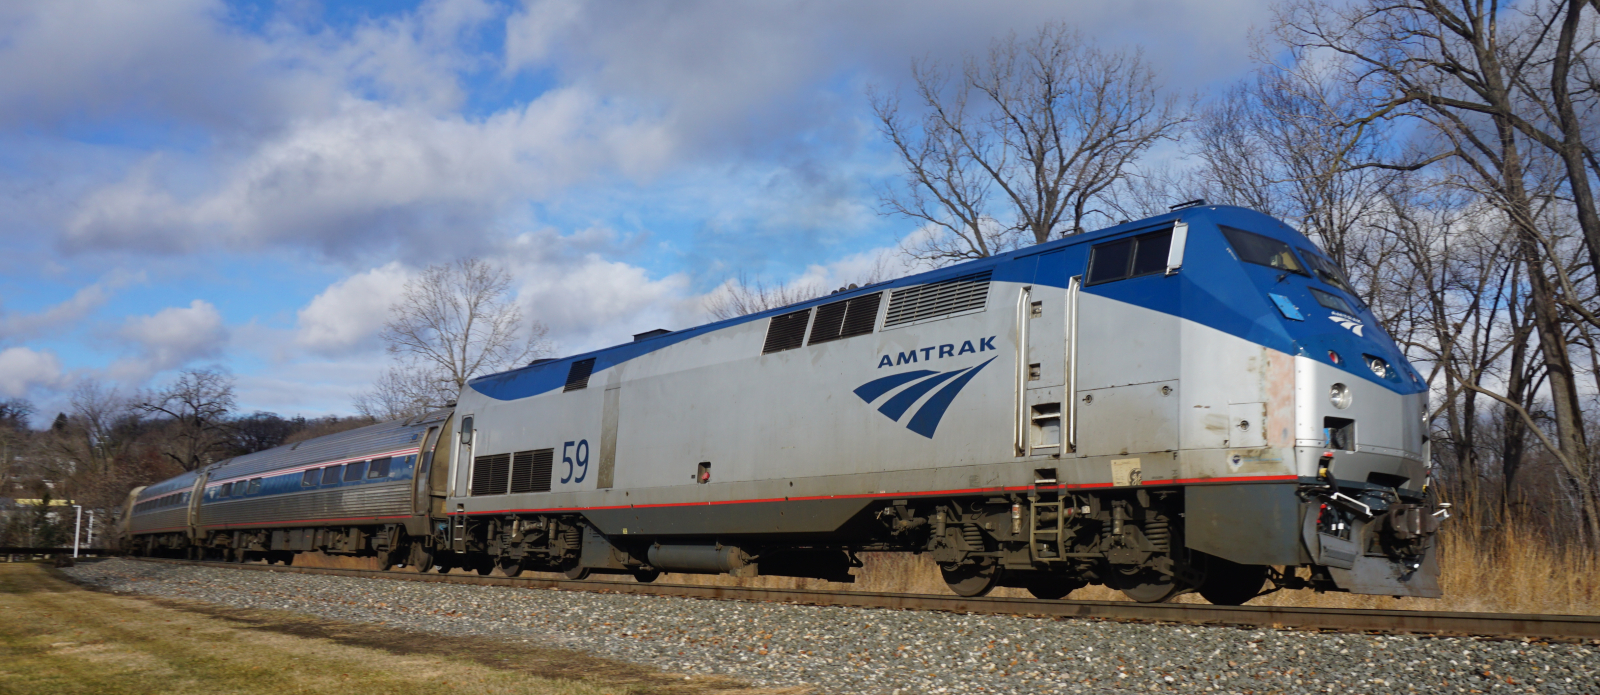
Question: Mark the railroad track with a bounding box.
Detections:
[133,557,1600,642]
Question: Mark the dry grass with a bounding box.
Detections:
[0,562,790,695]
[281,516,1600,615]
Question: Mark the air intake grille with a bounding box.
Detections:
[762,308,812,354]
[564,358,596,391]
[882,270,992,328]
[808,292,883,345]
[510,448,554,493]
[471,453,511,496]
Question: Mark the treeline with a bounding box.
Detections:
[0,369,374,546]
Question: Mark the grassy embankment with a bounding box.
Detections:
[0,562,786,695]
[296,514,1600,614]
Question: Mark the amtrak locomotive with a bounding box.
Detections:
[121,205,1448,605]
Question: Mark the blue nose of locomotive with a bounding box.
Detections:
[1174,206,1424,397]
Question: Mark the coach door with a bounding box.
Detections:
[1018,249,1070,457]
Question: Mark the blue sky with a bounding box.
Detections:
[0,0,1271,424]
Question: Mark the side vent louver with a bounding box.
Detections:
[808,292,883,345]
[882,270,992,328]
[762,308,811,354]
[471,453,511,496]
[564,358,596,391]
[510,448,554,493]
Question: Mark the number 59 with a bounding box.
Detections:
[561,440,589,484]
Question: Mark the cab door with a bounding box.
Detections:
[1072,225,1183,460]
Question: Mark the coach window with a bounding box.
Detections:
[1086,229,1173,286]
[246,478,262,495]
[344,461,367,482]
[321,465,342,485]
[302,469,319,487]
[220,482,233,497]
[367,457,392,479]
[1221,226,1307,275]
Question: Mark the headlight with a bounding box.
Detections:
[1330,383,1352,409]
[1364,354,1392,379]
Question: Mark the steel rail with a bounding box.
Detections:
[132,558,1600,641]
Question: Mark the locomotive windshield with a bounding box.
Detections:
[1309,287,1354,314]
[1298,246,1356,295]
[1221,226,1306,275]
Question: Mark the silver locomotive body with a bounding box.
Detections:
[446,206,1442,601]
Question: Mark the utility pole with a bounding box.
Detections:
[72,505,81,558]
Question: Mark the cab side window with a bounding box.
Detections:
[1087,229,1172,285]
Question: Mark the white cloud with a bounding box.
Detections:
[62,90,667,257]
[295,262,411,355]
[0,346,63,397]
[0,270,144,341]
[108,299,228,381]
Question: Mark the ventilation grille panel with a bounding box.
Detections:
[882,271,992,328]
[564,358,596,391]
[761,308,812,354]
[471,453,511,496]
[808,292,883,344]
[510,448,554,494]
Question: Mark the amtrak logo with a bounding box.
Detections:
[1330,312,1364,337]
[853,357,997,439]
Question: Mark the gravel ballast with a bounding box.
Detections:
[64,559,1598,694]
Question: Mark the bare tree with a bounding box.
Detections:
[366,259,551,414]
[1191,63,1396,291]
[0,398,31,492]
[64,380,132,476]
[1276,0,1599,540]
[353,365,452,421]
[136,368,236,471]
[873,23,1190,265]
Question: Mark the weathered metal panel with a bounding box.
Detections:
[1185,483,1305,565]
[1076,380,1180,457]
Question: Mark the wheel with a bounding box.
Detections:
[632,568,662,584]
[231,548,248,563]
[408,544,436,573]
[1108,569,1182,603]
[475,557,495,576]
[562,561,591,581]
[1024,576,1086,600]
[281,551,296,566]
[940,559,1002,597]
[1198,556,1268,606]
[498,557,524,578]
[378,548,399,572]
